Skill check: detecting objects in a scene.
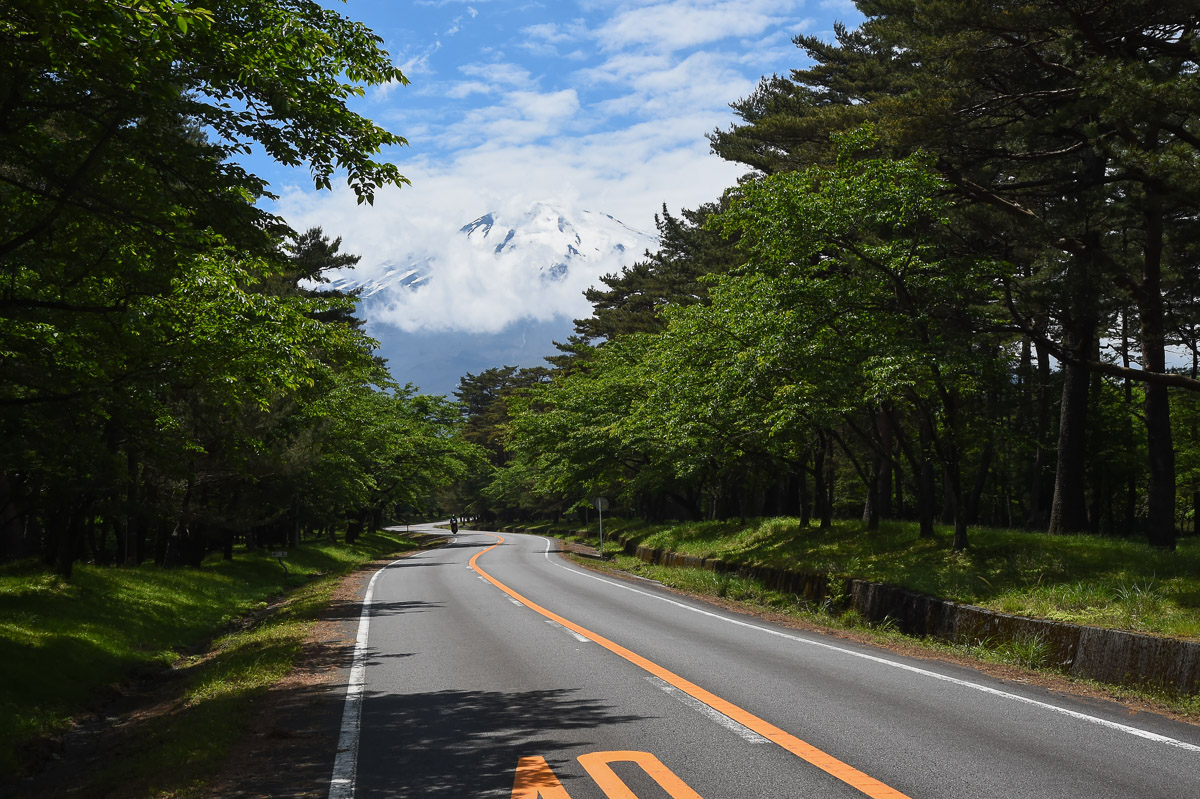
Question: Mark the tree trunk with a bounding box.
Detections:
[1193,490,1200,537]
[798,454,812,526]
[812,438,827,528]
[1138,192,1177,550]
[822,435,834,530]
[1122,312,1138,537]
[0,474,27,562]
[949,471,969,551]
[120,448,140,565]
[967,435,995,525]
[876,409,893,520]
[862,455,881,530]
[346,515,364,544]
[53,507,85,579]
[916,416,936,539]
[941,469,955,525]
[1026,337,1052,528]
[1049,325,1094,535]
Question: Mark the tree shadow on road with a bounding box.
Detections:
[357,687,646,797]
[315,598,442,623]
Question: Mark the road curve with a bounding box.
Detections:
[332,526,1200,798]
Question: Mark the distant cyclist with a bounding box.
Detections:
[450,516,458,534]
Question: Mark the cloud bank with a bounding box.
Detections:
[266,0,860,335]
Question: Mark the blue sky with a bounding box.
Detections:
[260,0,863,334]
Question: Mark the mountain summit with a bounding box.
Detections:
[320,202,657,395]
[325,203,656,298]
[457,202,652,280]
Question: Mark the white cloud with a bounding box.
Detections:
[395,41,443,80]
[437,87,581,146]
[263,0,853,337]
[368,237,631,334]
[445,80,493,98]
[459,61,535,88]
[274,131,746,333]
[598,0,803,53]
[523,20,586,44]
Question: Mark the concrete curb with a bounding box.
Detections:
[622,538,1200,694]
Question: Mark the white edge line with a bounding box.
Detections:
[644,675,768,743]
[539,537,1200,754]
[328,556,409,799]
[545,618,592,643]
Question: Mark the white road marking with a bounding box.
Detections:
[545,618,592,643]
[328,556,411,799]
[644,675,768,743]
[539,538,1200,754]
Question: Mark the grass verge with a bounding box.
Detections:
[0,529,420,785]
[564,517,1200,640]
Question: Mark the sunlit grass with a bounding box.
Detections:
[550,516,1200,640]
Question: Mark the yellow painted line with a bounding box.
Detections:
[511,755,572,798]
[471,536,913,799]
[578,750,703,799]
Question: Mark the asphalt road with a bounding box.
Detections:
[334,525,1200,798]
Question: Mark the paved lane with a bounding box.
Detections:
[337,526,1200,798]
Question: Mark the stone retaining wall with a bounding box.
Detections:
[621,537,1200,694]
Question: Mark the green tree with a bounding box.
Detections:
[711,0,1200,548]
[452,366,552,520]
[708,132,1007,548]
[0,0,416,574]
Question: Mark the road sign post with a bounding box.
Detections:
[270,550,289,575]
[594,497,608,560]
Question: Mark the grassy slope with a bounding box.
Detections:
[507,517,1200,640]
[0,530,419,783]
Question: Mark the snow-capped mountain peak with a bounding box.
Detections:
[458,203,640,268]
[336,202,656,297]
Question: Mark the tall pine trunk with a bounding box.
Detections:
[916,415,937,539]
[1026,337,1053,528]
[876,408,893,520]
[1137,191,1177,549]
[1049,321,1094,535]
[821,434,834,530]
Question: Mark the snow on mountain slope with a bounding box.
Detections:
[326,203,656,319]
[310,203,657,393]
[457,202,651,280]
[325,256,432,298]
